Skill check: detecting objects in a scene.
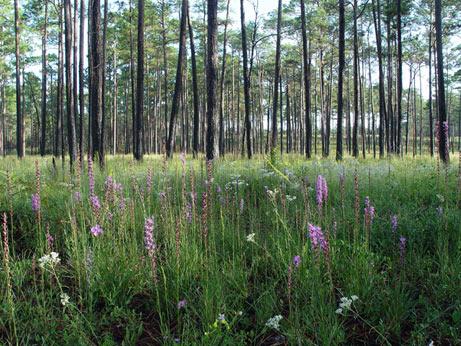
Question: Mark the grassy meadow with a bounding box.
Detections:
[0,154,460,345]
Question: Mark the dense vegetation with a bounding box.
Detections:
[0,155,460,344]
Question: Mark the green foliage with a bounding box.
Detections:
[0,154,460,344]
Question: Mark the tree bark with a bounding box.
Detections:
[435,0,448,163]
[240,0,252,159]
[300,0,311,158]
[40,1,48,156]
[166,0,188,158]
[64,0,77,166]
[14,0,24,158]
[188,7,199,158]
[134,0,144,160]
[206,0,219,160]
[336,0,345,160]
[271,0,282,150]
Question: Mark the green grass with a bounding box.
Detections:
[0,153,460,345]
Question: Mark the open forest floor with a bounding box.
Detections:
[0,154,460,345]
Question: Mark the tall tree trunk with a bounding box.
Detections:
[73,0,79,156]
[428,11,434,157]
[396,0,403,155]
[352,0,359,158]
[90,0,103,165]
[40,1,48,156]
[206,0,219,160]
[386,0,392,153]
[218,0,231,156]
[435,0,448,163]
[101,0,108,160]
[336,0,345,160]
[372,0,386,158]
[129,0,136,155]
[79,0,85,162]
[240,0,252,159]
[187,7,199,158]
[300,0,311,158]
[271,0,282,150]
[14,0,24,158]
[134,0,144,160]
[112,49,117,155]
[161,0,168,147]
[166,0,187,158]
[65,0,77,166]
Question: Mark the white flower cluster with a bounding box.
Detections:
[286,195,297,202]
[38,252,61,269]
[246,233,256,243]
[265,315,283,330]
[335,295,359,315]
[60,293,70,306]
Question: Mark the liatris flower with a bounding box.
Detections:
[74,191,82,203]
[293,255,301,268]
[88,157,95,195]
[316,175,328,209]
[177,299,187,310]
[31,193,41,213]
[46,225,54,250]
[90,224,103,237]
[90,195,101,213]
[185,202,193,223]
[364,197,375,226]
[146,167,153,195]
[354,169,360,225]
[391,215,398,233]
[119,197,127,211]
[399,236,407,265]
[144,217,155,251]
[35,160,41,196]
[201,191,209,245]
[308,223,329,256]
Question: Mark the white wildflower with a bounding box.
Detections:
[351,295,359,301]
[60,293,70,306]
[286,195,297,202]
[335,308,343,314]
[246,233,256,243]
[266,315,283,330]
[38,252,61,268]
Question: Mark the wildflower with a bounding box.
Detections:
[73,191,82,203]
[391,215,398,233]
[246,233,256,243]
[146,167,153,194]
[60,293,70,306]
[316,175,328,209]
[88,157,95,195]
[364,197,375,226]
[286,195,296,202]
[293,255,301,268]
[265,315,283,330]
[119,198,127,211]
[185,203,193,223]
[436,206,443,216]
[336,295,359,315]
[90,195,101,212]
[46,230,54,250]
[177,299,187,310]
[144,217,155,251]
[217,313,226,321]
[90,224,103,237]
[399,236,407,265]
[308,223,329,256]
[31,193,41,213]
[38,252,61,268]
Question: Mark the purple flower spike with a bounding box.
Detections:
[293,255,301,268]
[177,299,187,310]
[31,193,41,213]
[144,217,155,251]
[308,223,329,256]
[91,224,103,237]
[316,175,328,209]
